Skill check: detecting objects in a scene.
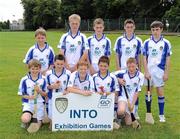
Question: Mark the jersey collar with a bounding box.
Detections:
[77,72,89,83]
[35,42,48,52]
[150,35,163,43]
[124,33,135,41]
[27,72,41,82]
[127,69,139,79]
[94,34,105,42]
[68,30,80,39]
[52,68,65,78]
[98,70,110,80]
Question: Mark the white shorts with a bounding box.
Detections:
[48,99,52,119]
[22,102,44,121]
[144,66,164,87]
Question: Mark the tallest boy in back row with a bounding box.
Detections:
[57,14,89,73]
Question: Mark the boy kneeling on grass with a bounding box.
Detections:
[114,58,144,128]
[93,56,120,129]
[18,59,47,133]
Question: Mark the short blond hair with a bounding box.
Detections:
[126,57,137,65]
[77,60,89,69]
[69,14,81,23]
[93,18,104,27]
[28,59,41,69]
[35,27,46,37]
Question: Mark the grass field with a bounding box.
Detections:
[0,31,180,139]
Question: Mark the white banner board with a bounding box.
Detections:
[52,93,115,131]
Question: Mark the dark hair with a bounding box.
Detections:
[150,21,164,29]
[54,54,65,61]
[98,56,110,65]
[124,19,135,26]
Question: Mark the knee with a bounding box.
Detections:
[21,113,31,123]
[117,109,125,116]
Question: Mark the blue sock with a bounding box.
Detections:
[158,96,165,115]
[145,95,152,113]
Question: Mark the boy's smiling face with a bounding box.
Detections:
[127,62,137,75]
[29,66,41,77]
[54,60,64,71]
[78,65,88,78]
[35,34,46,45]
[98,62,109,74]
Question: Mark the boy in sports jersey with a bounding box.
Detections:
[23,27,55,75]
[67,60,94,96]
[143,21,172,124]
[93,56,120,129]
[46,54,71,129]
[114,19,142,119]
[115,58,144,127]
[18,59,47,130]
[57,14,89,72]
[87,18,111,75]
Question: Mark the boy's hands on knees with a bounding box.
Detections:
[118,78,126,86]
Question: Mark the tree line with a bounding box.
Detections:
[1,0,179,30]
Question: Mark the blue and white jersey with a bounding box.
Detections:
[23,42,55,71]
[88,34,111,71]
[18,73,46,104]
[114,70,144,99]
[93,71,119,93]
[67,71,94,92]
[143,35,172,71]
[57,31,89,68]
[46,68,71,99]
[114,33,142,69]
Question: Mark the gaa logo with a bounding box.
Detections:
[159,46,163,51]
[78,41,81,45]
[84,86,88,90]
[133,44,137,48]
[98,97,112,108]
[63,80,66,85]
[55,97,68,113]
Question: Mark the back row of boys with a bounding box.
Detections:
[18,14,172,131]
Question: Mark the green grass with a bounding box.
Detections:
[0,31,180,139]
